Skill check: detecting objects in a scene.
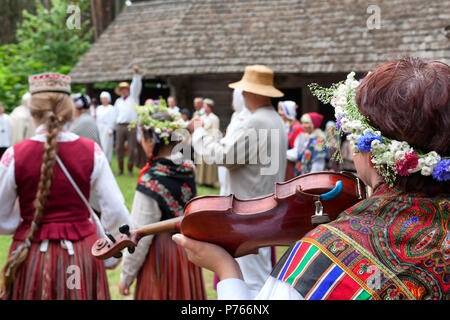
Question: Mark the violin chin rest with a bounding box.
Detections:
[311,214,331,227]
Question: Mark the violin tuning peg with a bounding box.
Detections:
[105,232,116,243]
[119,224,131,236]
[127,246,135,254]
[113,251,123,259]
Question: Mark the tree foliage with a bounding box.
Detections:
[0,0,92,112]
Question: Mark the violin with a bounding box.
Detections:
[92,171,366,260]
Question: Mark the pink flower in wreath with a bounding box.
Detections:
[395,152,419,176]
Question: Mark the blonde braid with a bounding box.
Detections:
[0,94,68,298]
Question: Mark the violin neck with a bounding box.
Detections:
[134,216,183,239]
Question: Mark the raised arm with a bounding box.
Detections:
[130,65,142,105]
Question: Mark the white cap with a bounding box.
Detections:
[279,100,297,120]
[22,92,32,104]
[100,91,111,103]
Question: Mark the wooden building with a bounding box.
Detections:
[70,0,450,130]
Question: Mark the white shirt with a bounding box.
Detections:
[217,276,304,300]
[96,104,116,133]
[0,125,131,236]
[114,75,142,125]
[0,113,12,148]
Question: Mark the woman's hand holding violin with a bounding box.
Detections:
[172,234,244,281]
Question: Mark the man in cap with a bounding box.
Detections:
[114,65,142,176]
[188,65,287,298]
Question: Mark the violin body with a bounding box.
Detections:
[92,171,366,260]
[181,171,365,257]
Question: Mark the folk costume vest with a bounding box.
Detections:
[136,157,197,221]
[272,184,449,300]
[13,138,96,242]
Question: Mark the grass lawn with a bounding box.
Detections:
[0,155,288,300]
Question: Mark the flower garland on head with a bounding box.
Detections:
[308,72,450,186]
[129,97,187,145]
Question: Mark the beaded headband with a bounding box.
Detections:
[28,73,71,95]
[309,72,449,185]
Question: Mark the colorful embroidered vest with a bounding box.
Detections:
[271,185,449,300]
[13,138,96,242]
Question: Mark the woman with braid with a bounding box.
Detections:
[0,73,131,299]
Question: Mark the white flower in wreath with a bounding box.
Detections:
[334,106,345,118]
[155,128,162,134]
[160,132,170,139]
[389,140,404,153]
[379,151,395,166]
[349,120,364,135]
[370,139,384,151]
[421,166,433,176]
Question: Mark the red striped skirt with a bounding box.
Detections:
[134,233,207,300]
[2,233,110,300]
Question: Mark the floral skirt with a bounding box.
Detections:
[2,233,110,300]
[134,232,207,300]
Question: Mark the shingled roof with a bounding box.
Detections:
[70,0,450,83]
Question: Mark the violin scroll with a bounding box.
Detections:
[91,224,139,260]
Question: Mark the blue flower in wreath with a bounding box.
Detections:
[432,159,450,182]
[357,132,382,152]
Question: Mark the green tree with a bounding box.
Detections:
[0,0,92,113]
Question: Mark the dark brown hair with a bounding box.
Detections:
[356,57,450,194]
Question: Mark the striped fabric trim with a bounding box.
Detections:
[272,241,371,300]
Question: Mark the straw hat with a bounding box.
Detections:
[228,65,284,98]
[115,82,130,96]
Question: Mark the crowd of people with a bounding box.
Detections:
[0,57,448,300]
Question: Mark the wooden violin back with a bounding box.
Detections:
[181,171,366,257]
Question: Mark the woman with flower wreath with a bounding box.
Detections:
[118,101,206,300]
[172,57,450,300]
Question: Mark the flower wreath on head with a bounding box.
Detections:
[308,72,450,186]
[129,97,187,145]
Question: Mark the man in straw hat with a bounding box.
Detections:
[188,65,287,298]
[113,65,142,176]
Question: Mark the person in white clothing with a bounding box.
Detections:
[10,92,36,145]
[97,91,116,163]
[192,97,205,118]
[167,96,180,113]
[0,102,12,158]
[194,98,220,187]
[187,65,287,298]
[114,65,142,176]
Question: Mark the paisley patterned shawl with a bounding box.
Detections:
[136,157,197,221]
[272,184,450,300]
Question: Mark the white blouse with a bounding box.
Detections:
[0,125,131,236]
[96,104,116,133]
[217,276,304,300]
